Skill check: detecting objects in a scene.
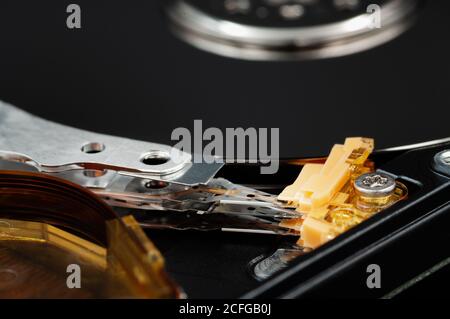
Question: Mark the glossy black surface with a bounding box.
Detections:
[0,0,449,158]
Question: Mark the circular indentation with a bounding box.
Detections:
[144,180,168,189]
[140,150,170,166]
[81,142,105,154]
[354,172,396,198]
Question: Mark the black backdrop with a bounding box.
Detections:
[0,0,449,158]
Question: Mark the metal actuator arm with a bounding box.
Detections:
[0,101,296,225]
[0,101,222,185]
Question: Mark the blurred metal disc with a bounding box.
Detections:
[165,0,421,60]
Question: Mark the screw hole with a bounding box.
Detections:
[81,142,105,154]
[141,151,170,166]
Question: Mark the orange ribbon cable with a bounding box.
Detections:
[0,170,182,298]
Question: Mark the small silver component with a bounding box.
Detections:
[433,150,450,177]
[354,172,396,197]
[249,245,309,281]
[437,150,450,166]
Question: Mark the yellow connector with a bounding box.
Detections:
[278,137,406,249]
[278,137,374,212]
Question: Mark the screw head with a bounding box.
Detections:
[437,150,450,165]
[433,150,450,177]
[354,172,396,198]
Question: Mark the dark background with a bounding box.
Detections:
[0,0,449,158]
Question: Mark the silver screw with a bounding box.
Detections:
[354,172,396,198]
[438,150,450,165]
[433,150,450,177]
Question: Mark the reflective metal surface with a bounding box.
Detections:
[433,150,450,177]
[165,0,421,60]
[354,172,396,197]
[0,101,222,185]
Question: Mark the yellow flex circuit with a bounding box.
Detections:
[278,137,407,249]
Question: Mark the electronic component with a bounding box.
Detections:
[278,138,407,248]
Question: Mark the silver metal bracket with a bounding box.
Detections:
[0,101,223,185]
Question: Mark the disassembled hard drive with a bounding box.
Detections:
[3,101,446,298]
[1,0,449,303]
